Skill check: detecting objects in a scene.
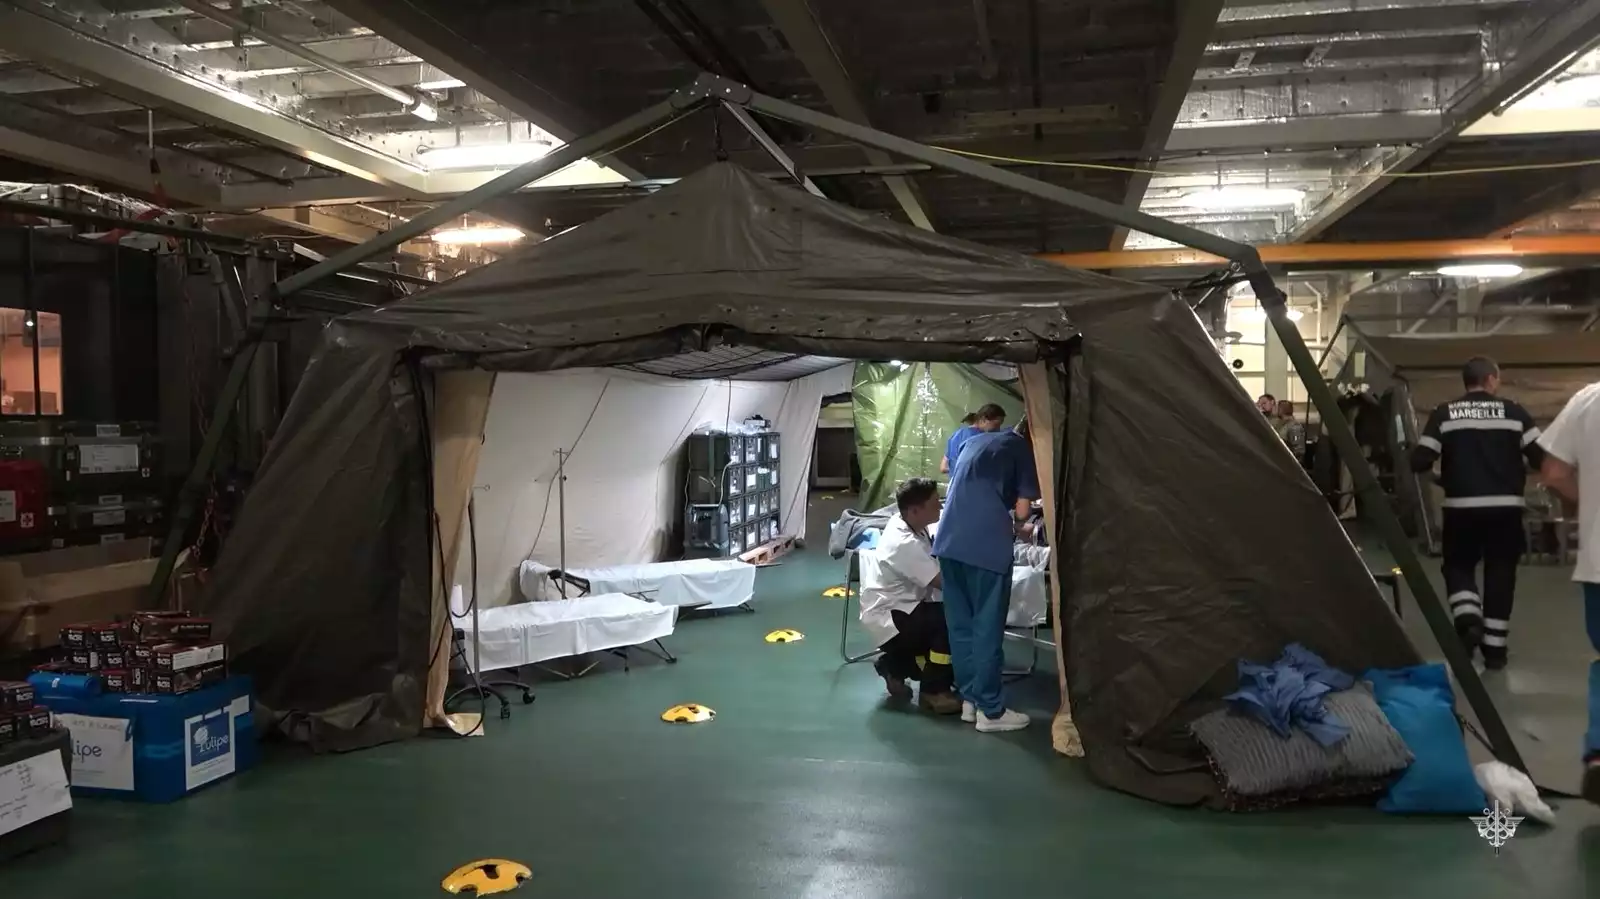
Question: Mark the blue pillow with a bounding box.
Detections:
[1364,664,1486,814]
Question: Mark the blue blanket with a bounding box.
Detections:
[1224,644,1355,747]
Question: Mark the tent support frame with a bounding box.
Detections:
[158,71,1525,772]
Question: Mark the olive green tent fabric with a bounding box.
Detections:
[851,361,1022,507]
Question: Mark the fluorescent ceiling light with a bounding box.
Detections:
[419,142,553,170]
[416,78,467,91]
[1181,187,1304,211]
[1436,263,1523,279]
[430,227,525,245]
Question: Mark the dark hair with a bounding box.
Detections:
[1462,356,1500,388]
[975,403,1006,423]
[895,477,939,514]
[960,412,978,425]
[1258,394,1276,403]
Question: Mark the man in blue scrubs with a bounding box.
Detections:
[932,421,1039,732]
[941,404,1006,474]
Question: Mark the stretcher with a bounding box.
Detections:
[460,594,678,676]
[518,558,756,610]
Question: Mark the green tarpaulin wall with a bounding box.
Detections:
[851,361,1023,508]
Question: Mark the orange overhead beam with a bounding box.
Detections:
[1036,235,1600,270]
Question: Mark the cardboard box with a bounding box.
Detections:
[18,707,50,736]
[0,713,14,745]
[101,670,130,694]
[101,648,127,671]
[131,613,211,644]
[151,661,225,695]
[0,538,162,652]
[130,667,148,692]
[90,623,126,650]
[152,643,225,673]
[65,648,101,672]
[0,680,32,711]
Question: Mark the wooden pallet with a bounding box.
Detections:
[739,534,795,566]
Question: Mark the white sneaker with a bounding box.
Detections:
[960,701,976,724]
[975,708,1030,733]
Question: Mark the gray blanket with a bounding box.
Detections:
[828,504,896,558]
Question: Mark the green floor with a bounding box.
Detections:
[8,497,1600,898]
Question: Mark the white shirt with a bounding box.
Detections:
[857,514,941,647]
[1537,382,1600,583]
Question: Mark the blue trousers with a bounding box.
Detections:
[939,557,1012,718]
[1585,583,1600,761]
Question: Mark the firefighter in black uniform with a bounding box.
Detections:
[1410,357,1544,669]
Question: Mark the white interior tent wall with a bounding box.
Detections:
[459,364,850,608]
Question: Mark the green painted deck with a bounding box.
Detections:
[7,496,1600,898]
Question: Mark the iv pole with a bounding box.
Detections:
[555,448,570,598]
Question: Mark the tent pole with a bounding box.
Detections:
[273,87,714,300]
[1249,271,1527,772]
[720,78,1252,262]
[718,101,826,198]
[147,256,262,606]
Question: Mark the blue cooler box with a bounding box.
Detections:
[30,676,257,803]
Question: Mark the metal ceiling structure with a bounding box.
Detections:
[0,0,1597,270]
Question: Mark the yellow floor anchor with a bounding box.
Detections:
[765,629,804,643]
[661,703,716,724]
[441,859,531,895]
[822,585,854,599]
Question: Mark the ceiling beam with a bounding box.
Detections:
[0,3,430,193]
[1039,234,1600,272]
[1112,0,1224,249]
[250,207,432,256]
[318,0,644,181]
[1289,0,1600,241]
[0,125,221,205]
[1167,111,1442,153]
[757,0,936,231]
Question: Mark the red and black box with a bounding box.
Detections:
[0,714,15,745]
[151,642,226,673]
[65,648,101,672]
[151,661,226,695]
[100,670,131,694]
[18,707,50,737]
[100,648,128,671]
[130,612,212,644]
[0,681,33,712]
[129,667,148,692]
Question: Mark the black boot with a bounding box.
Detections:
[874,656,911,700]
[1455,614,1483,660]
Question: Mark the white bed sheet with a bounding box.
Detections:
[854,546,1049,628]
[460,594,677,673]
[1008,565,1049,628]
[518,558,756,609]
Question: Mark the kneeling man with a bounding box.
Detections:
[859,477,961,715]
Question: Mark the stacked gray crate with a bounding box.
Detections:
[682,430,780,558]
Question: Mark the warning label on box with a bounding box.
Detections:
[79,445,140,475]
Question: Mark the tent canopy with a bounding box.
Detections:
[1362,330,1600,421]
[202,162,1417,806]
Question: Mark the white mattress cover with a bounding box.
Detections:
[518,558,757,609]
[853,546,1049,629]
[460,593,677,673]
[1008,565,1049,628]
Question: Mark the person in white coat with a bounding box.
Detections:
[858,477,961,715]
[1535,381,1600,804]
